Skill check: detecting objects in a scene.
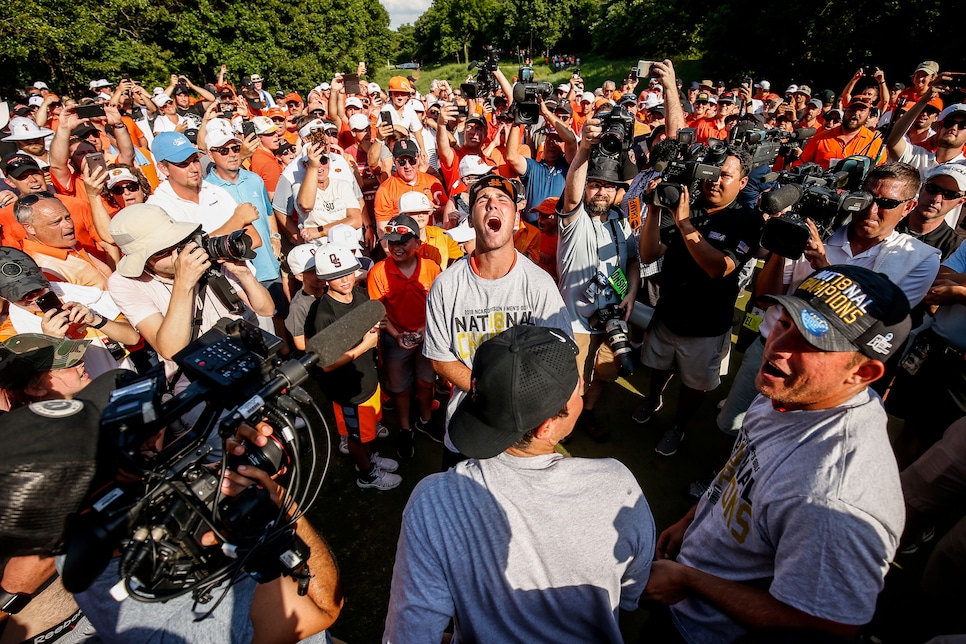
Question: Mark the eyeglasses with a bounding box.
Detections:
[587,181,617,192]
[168,154,200,168]
[395,157,417,167]
[868,194,914,210]
[210,144,242,155]
[922,182,965,200]
[16,191,55,207]
[109,182,141,195]
[384,223,416,236]
[943,117,966,130]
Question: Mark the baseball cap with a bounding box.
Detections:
[807,98,823,110]
[326,224,363,252]
[446,217,476,243]
[846,97,872,109]
[253,116,279,135]
[109,204,201,277]
[388,76,412,92]
[265,106,286,119]
[531,197,559,217]
[926,164,966,192]
[105,167,138,190]
[706,95,718,105]
[785,84,799,95]
[449,325,579,459]
[580,91,596,104]
[617,95,636,107]
[298,118,325,139]
[345,97,364,110]
[284,92,303,105]
[151,93,173,108]
[469,174,516,206]
[33,81,49,90]
[151,131,198,163]
[761,265,911,361]
[205,118,240,148]
[318,82,331,91]
[554,101,574,114]
[2,333,91,372]
[367,82,382,95]
[0,247,49,302]
[826,109,843,120]
[458,155,492,178]
[89,79,111,90]
[1,152,42,179]
[465,113,487,129]
[27,96,43,108]
[718,92,738,105]
[287,244,317,275]
[172,85,191,97]
[320,119,338,134]
[3,116,54,142]
[757,80,771,90]
[392,139,419,159]
[408,99,425,113]
[916,61,940,76]
[557,83,571,93]
[795,85,812,97]
[348,114,370,131]
[939,103,966,121]
[382,214,420,242]
[923,95,944,114]
[315,243,361,280]
[694,91,711,104]
[398,191,434,214]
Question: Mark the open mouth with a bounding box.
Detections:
[760,359,788,379]
[485,215,502,233]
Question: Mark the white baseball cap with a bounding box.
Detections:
[33,81,49,90]
[939,103,966,121]
[345,97,364,110]
[326,224,363,252]
[152,93,173,108]
[298,118,325,139]
[580,91,596,104]
[408,99,425,113]
[398,191,434,214]
[926,164,966,192]
[287,244,318,275]
[252,116,278,135]
[458,155,492,178]
[105,167,139,189]
[315,243,361,280]
[348,114,370,131]
[27,96,43,108]
[205,118,241,148]
[446,217,476,243]
[367,82,382,95]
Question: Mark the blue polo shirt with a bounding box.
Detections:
[205,168,280,282]
[521,157,569,223]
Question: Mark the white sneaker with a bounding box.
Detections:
[369,451,399,473]
[376,422,389,439]
[356,468,402,490]
[339,435,349,455]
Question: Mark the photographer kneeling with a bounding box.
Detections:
[558,112,640,443]
[106,203,274,388]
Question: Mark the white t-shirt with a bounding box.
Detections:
[295,179,358,229]
[152,114,189,135]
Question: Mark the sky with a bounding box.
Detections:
[383,0,430,29]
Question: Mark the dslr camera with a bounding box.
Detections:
[512,81,553,125]
[595,304,635,376]
[461,45,501,100]
[185,229,257,262]
[593,106,635,159]
[651,129,728,210]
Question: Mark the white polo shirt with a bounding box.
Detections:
[147,179,238,233]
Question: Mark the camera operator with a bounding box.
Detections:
[106,204,274,385]
[0,364,343,642]
[558,113,640,443]
[634,135,764,457]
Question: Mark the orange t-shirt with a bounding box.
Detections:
[797,126,885,170]
[513,221,540,263]
[366,255,440,332]
[373,173,445,223]
[249,148,282,192]
[0,194,102,254]
[694,118,730,144]
[538,232,557,279]
[22,238,113,289]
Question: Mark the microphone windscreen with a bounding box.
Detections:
[304,299,386,367]
[760,183,804,215]
[791,127,816,140]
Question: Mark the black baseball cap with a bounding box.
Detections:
[381,214,420,242]
[762,265,911,360]
[469,174,516,205]
[450,326,579,458]
[1,152,42,179]
[465,114,488,129]
[392,138,419,159]
[0,247,50,302]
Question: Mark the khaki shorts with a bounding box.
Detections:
[574,332,619,386]
[641,319,731,391]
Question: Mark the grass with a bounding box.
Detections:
[368,53,707,96]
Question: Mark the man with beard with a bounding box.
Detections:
[797,97,885,170]
[556,118,639,442]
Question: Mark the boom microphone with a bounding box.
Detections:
[790,127,816,140]
[760,183,804,215]
[304,299,385,367]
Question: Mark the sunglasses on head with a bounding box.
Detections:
[922,182,965,200]
[16,191,55,207]
[943,117,966,130]
[4,157,35,172]
[384,223,415,236]
[395,156,417,167]
[109,182,141,195]
[168,154,200,168]
[210,144,242,155]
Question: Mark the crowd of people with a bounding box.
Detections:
[1,54,965,643]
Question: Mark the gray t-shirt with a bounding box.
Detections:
[384,452,656,643]
[672,389,904,642]
[557,204,638,334]
[285,288,319,339]
[422,253,572,451]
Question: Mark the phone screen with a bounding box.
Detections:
[76,104,106,119]
[36,292,64,313]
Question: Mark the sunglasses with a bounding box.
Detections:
[362,100,370,106]
[210,144,242,155]
[271,117,286,123]
[922,182,965,200]
[168,154,200,168]
[384,223,416,236]
[943,117,966,130]
[868,194,914,210]
[109,182,141,195]
[4,156,35,172]
[16,191,55,207]
[395,157,417,167]
[316,155,330,166]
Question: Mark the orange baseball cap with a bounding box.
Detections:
[283,92,303,105]
[532,197,559,215]
[925,94,945,113]
[265,106,286,119]
[388,76,412,93]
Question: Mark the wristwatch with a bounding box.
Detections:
[111,123,127,130]
[270,233,282,240]
[0,587,31,614]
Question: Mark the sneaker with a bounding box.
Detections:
[655,428,684,456]
[356,468,402,490]
[898,526,936,555]
[414,418,444,443]
[631,396,664,424]
[376,422,389,439]
[579,409,609,442]
[382,391,395,412]
[338,435,349,455]
[369,451,399,473]
[397,429,415,461]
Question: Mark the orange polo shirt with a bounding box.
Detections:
[796,126,885,170]
[366,255,440,332]
[0,194,103,255]
[373,173,445,223]
[22,239,113,289]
